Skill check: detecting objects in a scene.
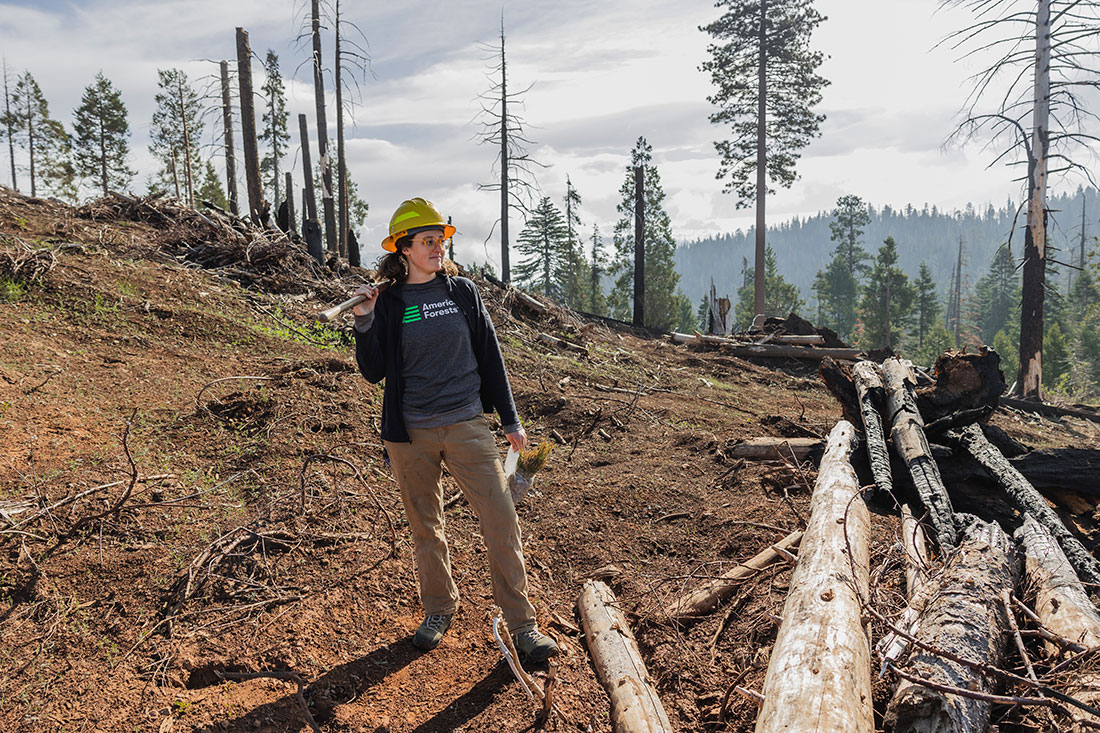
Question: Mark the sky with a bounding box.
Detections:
[0,0,1094,269]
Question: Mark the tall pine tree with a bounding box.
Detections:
[733,245,805,327]
[514,196,569,299]
[911,261,943,351]
[10,71,73,200]
[587,224,608,316]
[72,72,133,197]
[857,236,914,350]
[560,177,587,310]
[608,137,691,330]
[259,51,290,206]
[149,68,203,204]
[701,0,828,318]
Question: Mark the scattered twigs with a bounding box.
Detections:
[22,365,63,395]
[195,375,275,412]
[215,669,321,733]
[298,454,397,556]
[63,409,140,537]
[6,473,173,533]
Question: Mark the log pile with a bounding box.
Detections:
[671,313,862,361]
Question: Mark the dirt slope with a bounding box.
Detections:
[0,186,1092,732]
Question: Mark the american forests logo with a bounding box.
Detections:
[403,299,460,324]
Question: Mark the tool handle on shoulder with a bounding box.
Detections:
[317,294,367,323]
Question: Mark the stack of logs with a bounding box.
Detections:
[671,314,861,362]
[575,349,1100,732]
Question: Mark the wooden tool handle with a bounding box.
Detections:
[316,279,390,323]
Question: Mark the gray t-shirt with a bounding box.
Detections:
[354,277,520,433]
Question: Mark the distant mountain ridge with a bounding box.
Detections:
[674,186,1098,308]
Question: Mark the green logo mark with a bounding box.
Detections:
[402,305,422,324]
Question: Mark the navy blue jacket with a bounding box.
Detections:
[354,275,520,442]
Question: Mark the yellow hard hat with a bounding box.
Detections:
[381,197,456,252]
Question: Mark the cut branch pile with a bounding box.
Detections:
[76,191,344,298]
[671,313,860,361]
[0,234,57,284]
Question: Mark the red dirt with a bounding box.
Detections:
[0,186,1094,732]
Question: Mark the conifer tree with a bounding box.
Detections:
[857,236,914,350]
[560,177,587,309]
[701,0,828,318]
[608,137,692,330]
[815,195,873,341]
[259,51,290,206]
[2,60,16,190]
[514,196,569,298]
[829,195,872,278]
[197,160,228,210]
[911,261,942,351]
[72,72,133,196]
[587,224,608,316]
[733,245,804,327]
[10,71,73,200]
[972,242,1019,344]
[150,68,203,204]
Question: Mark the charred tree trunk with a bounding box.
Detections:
[311,0,337,255]
[945,423,1100,588]
[334,0,354,264]
[284,171,295,235]
[884,519,1016,733]
[757,421,873,733]
[298,113,317,224]
[883,358,957,550]
[236,27,266,226]
[219,61,239,216]
[1017,0,1051,398]
[633,165,644,327]
[852,361,892,496]
[499,27,510,282]
[177,76,194,207]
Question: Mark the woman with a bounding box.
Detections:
[352,197,558,663]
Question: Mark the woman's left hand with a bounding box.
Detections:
[505,427,527,452]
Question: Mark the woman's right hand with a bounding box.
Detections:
[351,283,380,316]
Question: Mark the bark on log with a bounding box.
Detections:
[578,580,673,733]
[713,339,862,361]
[884,518,1016,733]
[883,358,958,550]
[945,423,1100,589]
[757,421,873,733]
[1007,449,1100,494]
[727,437,822,463]
[878,504,932,667]
[852,361,893,496]
[663,530,802,620]
[1016,513,1100,726]
[1001,395,1100,425]
[918,348,1006,425]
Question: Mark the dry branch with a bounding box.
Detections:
[578,579,673,733]
[662,530,802,620]
[727,437,821,462]
[757,420,873,733]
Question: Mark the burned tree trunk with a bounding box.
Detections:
[311,0,337,255]
[852,361,892,495]
[883,358,957,550]
[757,421,873,733]
[884,519,1016,733]
[219,61,239,216]
[235,27,266,225]
[945,423,1100,588]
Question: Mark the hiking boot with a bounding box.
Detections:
[512,628,559,664]
[412,614,453,650]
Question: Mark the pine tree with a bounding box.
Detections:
[972,242,1019,344]
[72,72,133,197]
[587,224,608,316]
[197,160,228,210]
[829,195,872,278]
[259,51,290,206]
[2,60,16,190]
[608,137,691,330]
[701,0,828,317]
[817,255,859,340]
[514,196,569,298]
[559,177,587,310]
[857,236,915,350]
[10,71,73,200]
[734,245,805,327]
[149,68,203,204]
[911,261,943,350]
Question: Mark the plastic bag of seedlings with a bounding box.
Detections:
[504,441,553,505]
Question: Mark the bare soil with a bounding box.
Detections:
[1,186,1096,732]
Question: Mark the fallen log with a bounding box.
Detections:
[883,358,957,550]
[1016,513,1100,726]
[663,530,802,620]
[720,342,862,361]
[1001,395,1100,425]
[944,424,1100,589]
[578,580,673,733]
[537,332,588,355]
[757,420,873,733]
[884,518,1016,733]
[878,503,933,668]
[1007,449,1100,494]
[727,437,822,463]
[852,361,893,496]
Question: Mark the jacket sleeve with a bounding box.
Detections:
[471,282,520,429]
[354,300,387,384]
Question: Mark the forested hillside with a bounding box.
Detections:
[676,186,1098,309]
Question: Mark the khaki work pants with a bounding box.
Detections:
[384,416,537,634]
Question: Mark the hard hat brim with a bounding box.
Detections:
[381,223,456,252]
